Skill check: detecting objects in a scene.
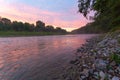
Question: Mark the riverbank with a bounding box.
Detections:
[59,31,120,80]
[0,31,67,37]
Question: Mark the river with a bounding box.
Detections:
[0,34,96,80]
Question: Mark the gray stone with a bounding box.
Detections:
[82,69,89,77]
[95,59,107,70]
[112,76,120,80]
[93,72,99,79]
[99,71,106,80]
[110,61,116,66]
[81,76,86,79]
[110,39,118,44]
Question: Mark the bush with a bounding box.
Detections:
[110,53,120,64]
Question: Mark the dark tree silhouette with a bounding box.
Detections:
[45,25,54,32]
[1,18,11,24]
[0,17,67,33]
[78,0,120,32]
[35,20,45,31]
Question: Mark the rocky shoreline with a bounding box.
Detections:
[58,32,120,80]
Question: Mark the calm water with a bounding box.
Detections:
[0,34,96,80]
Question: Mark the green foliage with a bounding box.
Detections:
[78,0,120,32]
[110,53,120,64]
[71,22,103,34]
[78,0,95,17]
[0,17,67,34]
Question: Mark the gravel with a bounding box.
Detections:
[58,31,120,80]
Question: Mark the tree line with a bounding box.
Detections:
[71,22,103,34]
[76,0,120,33]
[0,17,67,33]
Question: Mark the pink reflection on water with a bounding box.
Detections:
[0,56,4,68]
[0,34,96,80]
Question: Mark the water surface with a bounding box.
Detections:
[0,34,96,80]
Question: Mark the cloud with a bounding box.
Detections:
[0,1,89,31]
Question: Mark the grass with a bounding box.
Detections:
[0,31,66,37]
[110,53,120,64]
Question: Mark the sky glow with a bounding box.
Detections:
[0,0,90,31]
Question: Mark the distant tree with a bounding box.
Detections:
[11,21,24,31]
[1,18,11,24]
[24,22,31,31]
[55,27,62,31]
[0,17,2,21]
[35,20,45,31]
[24,22,34,31]
[0,20,4,31]
[0,18,12,31]
[45,25,54,32]
[55,27,67,33]
[0,17,67,33]
[29,24,35,32]
[36,20,45,27]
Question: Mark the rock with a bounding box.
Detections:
[99,71,106,80]
[108,69,114,73]
[82,69,89,77]
[103,52,108,57]
[110,61,116,66]
[110,39,118,44]
[81,75,86,79]
[59,32,120,80]
[95,59,107,70]
[93,72,99,79]
[89,69,94,74]
[116,66,120,73]
[118,34,120,38]
[112,76,120,80]
[82,64,88,67]
[108,74,112,79]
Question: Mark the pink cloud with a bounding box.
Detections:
[0,3,89,31]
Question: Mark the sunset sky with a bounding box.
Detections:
[0,0,90,31]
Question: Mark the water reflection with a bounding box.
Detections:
[0,34,96,80]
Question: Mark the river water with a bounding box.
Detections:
[0,34,96,80]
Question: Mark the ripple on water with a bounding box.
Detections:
[0,34,96,80]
